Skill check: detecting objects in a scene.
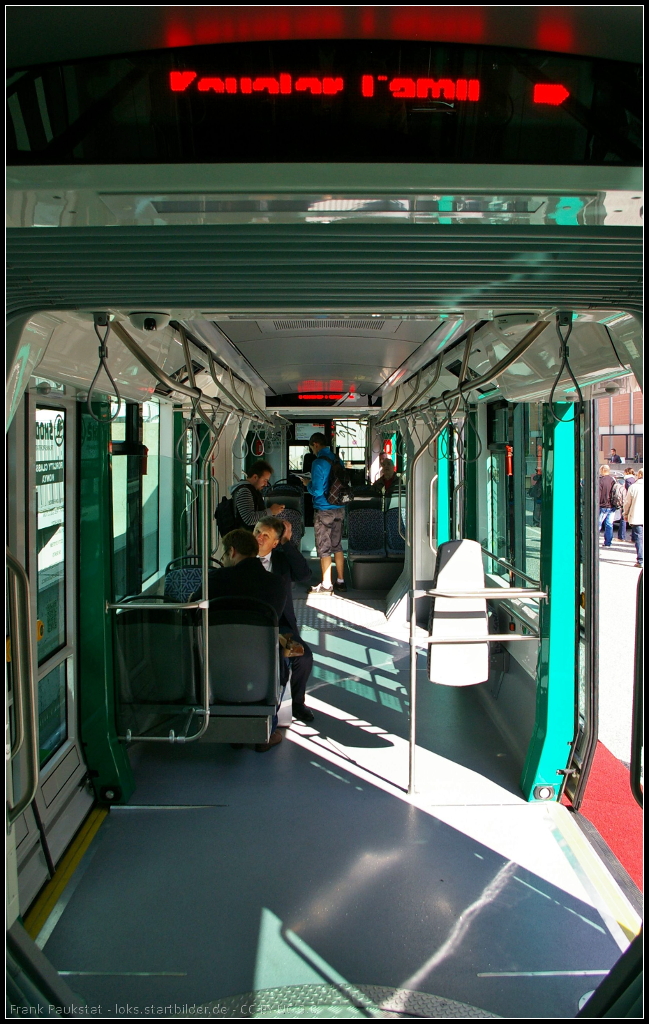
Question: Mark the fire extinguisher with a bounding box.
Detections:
[505,444,513,476]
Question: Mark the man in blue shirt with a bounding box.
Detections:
[302,432,347,593]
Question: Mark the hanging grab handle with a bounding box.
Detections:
[86,314,122,422]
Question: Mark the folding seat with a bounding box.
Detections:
[385,506,406,560]
[347,508,401,590]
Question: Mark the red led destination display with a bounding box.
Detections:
[7,40,640,165]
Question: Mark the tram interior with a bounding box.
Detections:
[8,306,641,1019]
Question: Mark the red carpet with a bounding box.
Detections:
[563,741,643,890]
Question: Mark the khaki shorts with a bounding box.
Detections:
[314,508,345,557]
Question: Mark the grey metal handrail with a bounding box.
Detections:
[630,572,643,808]
[416,634,539,645]
[107,400,232,744]
[6,550,39,827]
[480,546,541,588]
[396,478,406,540]
[408,417,449,795]
[380,320,549,431]
[426,588,547,600]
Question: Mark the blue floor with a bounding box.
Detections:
[41,587,623,1019]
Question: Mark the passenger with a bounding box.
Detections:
[624,468,637,490]
[302,432,347,594]
[233,459,285,531]
[609,447,622,464]
[372,458,402,503]
[615,474,628,542]
[253,516,315,723]
[623,469,643,568]
[598,465,617,548]
[195,528,288,752]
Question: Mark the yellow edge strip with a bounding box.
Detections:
[23,807,108,939]
[547,803,642,944]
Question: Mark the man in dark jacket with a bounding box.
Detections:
[194,528,288,751]
[254,516,315,723]
[598,465,617,548]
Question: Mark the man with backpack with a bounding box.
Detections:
[215,459,286,536]
[302,432,352,594]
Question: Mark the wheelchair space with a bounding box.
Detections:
[39,585,630,1020]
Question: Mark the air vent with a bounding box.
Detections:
[273,319,384,331]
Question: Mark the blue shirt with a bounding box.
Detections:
[307,448,342,511]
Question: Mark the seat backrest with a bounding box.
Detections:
[347,508,386,557]
[115,606,198,706]
[164,567,203,603]
[427,539,488,686]
[385,506,406,555]
[206,597,280,705]
[265,492,303,512]
[276,507,304,545]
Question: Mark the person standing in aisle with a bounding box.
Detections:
[303,432,347,594]
[598,465,617,548]
[623,469,643,568]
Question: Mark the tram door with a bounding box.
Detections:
[7,391,94,912]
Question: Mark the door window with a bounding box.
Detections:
[38,661,68,768]
[35,408,66,663]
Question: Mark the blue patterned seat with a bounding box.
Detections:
[385,507,406,559]
[164,567,204,603]
[276,507,304,547]
[347,509,386,559]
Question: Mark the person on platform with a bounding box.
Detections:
[195,529,288,752]
[609,448,622,464]
[623,469,643,568]
[253,516,315,723]
[598,465,617,548]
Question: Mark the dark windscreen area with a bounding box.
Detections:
[7,40,641,165]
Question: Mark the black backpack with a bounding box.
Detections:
[214,483,256,536]
[321,453,354,506]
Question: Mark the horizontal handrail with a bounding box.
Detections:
[480,547,541,587]
[427,588,547,600]
[6,550,40,827]
[414,633,539,646]
[108,600,208,612]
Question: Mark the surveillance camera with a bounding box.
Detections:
[604,385,620,395]
[128,312,171,332]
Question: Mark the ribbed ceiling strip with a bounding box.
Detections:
[7,224,642,316]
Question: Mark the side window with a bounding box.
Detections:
[486,401,511,580]
[35,407,66,662]
[110,400,160,598]
[141,402,160,583]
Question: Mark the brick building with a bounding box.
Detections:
[598,375,643,461]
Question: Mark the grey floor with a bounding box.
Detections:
[42,580,624,1019]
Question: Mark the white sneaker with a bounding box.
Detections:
[310,583,333,594]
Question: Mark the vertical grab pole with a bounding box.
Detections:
[195,413,231,740]
[408,418,447,795]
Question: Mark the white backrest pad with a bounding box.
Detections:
[428,539,489,686]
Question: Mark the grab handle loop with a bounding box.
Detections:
[87,314,122,422]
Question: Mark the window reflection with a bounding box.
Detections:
[35,408,66,663]
[522,405,543,584]
[142,402,160,582]
[38,661,67,767]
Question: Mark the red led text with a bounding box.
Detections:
[170,72,344,95]
[533,83,570,105]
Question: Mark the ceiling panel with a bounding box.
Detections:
[218,336,422,394]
